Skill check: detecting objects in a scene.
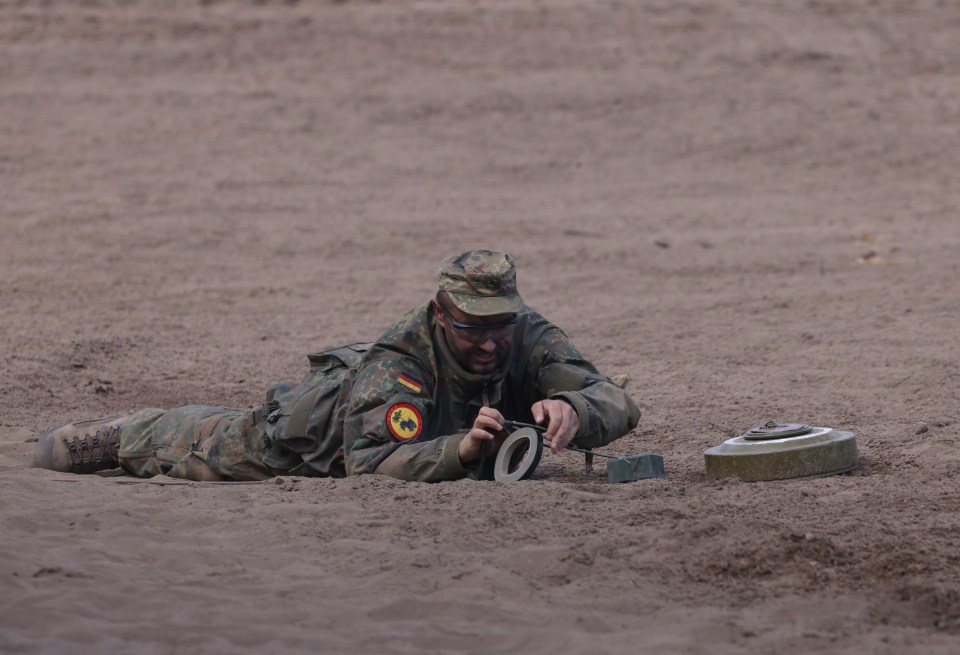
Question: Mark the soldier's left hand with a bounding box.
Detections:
[531,399,580,454]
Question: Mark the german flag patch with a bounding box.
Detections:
[397,373,424,394]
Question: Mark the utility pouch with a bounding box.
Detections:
[263,342,374,452]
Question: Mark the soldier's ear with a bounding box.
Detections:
[432,300,447,328]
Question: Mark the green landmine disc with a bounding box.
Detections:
[704,426,858,482]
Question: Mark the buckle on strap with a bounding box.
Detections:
[264,400,282,424]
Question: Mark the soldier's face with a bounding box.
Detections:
[434,299,516,375]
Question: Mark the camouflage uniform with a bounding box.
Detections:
[106,342,371,481]
[32,251,641,482]
[341,301,640,481]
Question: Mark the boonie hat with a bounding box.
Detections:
[438,250,524,316]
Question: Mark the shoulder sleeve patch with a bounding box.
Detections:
[387,403,423,442]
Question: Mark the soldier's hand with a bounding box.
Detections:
[458,406,508,464]
[532,399,580,454]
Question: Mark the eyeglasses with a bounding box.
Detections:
[437,305,519,343]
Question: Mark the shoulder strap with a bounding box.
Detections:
[306,341,374,373]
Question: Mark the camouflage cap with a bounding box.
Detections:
[438,250,524,316]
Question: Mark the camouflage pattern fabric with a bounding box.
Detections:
[113,344,369,481]
[438,250,524,316]
[117,406,273,481]
[257,342,370,478]
[342,301,641,482]
[107,303,639,483]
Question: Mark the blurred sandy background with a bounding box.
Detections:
[1,1,959,652]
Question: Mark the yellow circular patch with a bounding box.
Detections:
[387,403,423,442]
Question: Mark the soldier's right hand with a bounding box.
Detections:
[458,407,507,464]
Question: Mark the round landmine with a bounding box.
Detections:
[494,427,543,482]
[704,425,857,482]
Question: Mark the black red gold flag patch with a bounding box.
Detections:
[397,373,424,394]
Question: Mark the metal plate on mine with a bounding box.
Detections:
[744,421,813,440]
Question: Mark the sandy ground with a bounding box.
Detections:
[1,0,959,652]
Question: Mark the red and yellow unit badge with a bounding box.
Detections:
[387,403,423,442]
[397,373,423,394]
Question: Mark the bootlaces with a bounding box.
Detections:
[65,426,120,472]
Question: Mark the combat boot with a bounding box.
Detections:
[31,416,126,474]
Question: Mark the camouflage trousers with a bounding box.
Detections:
[111,343,369,481]
[117,405,275,481]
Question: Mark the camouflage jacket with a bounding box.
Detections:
[340,301,640,482]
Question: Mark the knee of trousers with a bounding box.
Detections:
[117,406,246,480]
[164,450,225,481]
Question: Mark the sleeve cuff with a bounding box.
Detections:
[549,391,590,443]
[442,433,471,477]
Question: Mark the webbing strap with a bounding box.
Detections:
[192,415,228,450]
[283,386,327,439]
[198,416,227,441]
